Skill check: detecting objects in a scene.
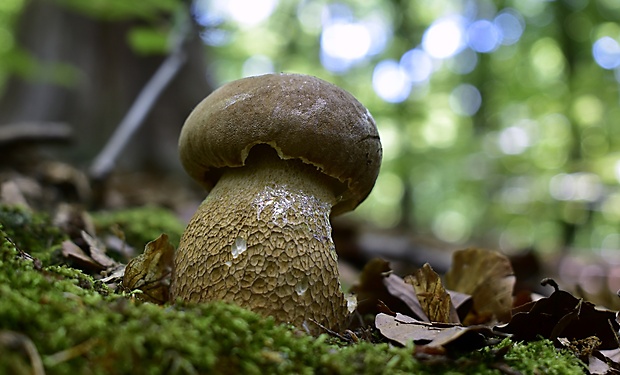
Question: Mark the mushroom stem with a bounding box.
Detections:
[171,147,349,331]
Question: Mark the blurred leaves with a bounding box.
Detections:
[445,248,515,324]
[127,27,170,55]
[55,0,179,21]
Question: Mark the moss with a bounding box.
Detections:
[0,205,66,264]
[91,205,185,250]
[501,338,586,374]
[0,224,586,375]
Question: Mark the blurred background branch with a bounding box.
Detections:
[88,6,193,181]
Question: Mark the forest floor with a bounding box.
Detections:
[0,158,616,374]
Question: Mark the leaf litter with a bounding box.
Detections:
[351,248,620,373]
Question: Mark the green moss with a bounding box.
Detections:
[502,339,586,374]
[0,225,586,375]
[91,205,185,250]
[0,205,66,263]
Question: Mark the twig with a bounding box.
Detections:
[44,337,100,367]
[0,122,72,145]
[88,10,192,180]
[0,330,46,375]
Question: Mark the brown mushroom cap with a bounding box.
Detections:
[179,73,382,215]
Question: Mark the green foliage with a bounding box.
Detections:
[127,26,170,55]
[91,205,185,250]
[0,0,27,91]
[197,0,620,255]
[54,0,180,21]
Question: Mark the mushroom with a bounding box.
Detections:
[171,73,381,332]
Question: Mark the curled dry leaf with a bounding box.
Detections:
[495,280,620,350]
[81,230,117,268]
[123,234,174,304]
[590,348,620,374]
[375,312,496,351]
[445,248,515,324]
[61,231,119,274]
[383,272,429,322]
[61,240,105,272]
[496,279,620,373]
[351,258,428,321]
[404,263,459,324]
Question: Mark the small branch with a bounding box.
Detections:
[89,13,192,180]
[45,337,100,367]
[0,331,45,375]
[0,122,72,145]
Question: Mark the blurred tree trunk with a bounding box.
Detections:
[0,0,212,175]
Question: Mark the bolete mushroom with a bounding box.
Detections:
[171,73,381,332]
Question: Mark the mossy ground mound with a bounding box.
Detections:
[91,205,185,250]
[0,205,586,374]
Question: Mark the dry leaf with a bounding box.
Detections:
[383,272,429,322]
[123,233,174,304]
[81,231,117,268]
[61,240,105,272]
[591,348,620,374]
[405,263,459,324]
[99,264,125,288]
[375,312,495,350]
[375,313,439,345]
[496,280,620,373]
[0,180,30,209]
[495,279,620,350]
[351,258,428,321]
[445,248,515,324]
[448,290,473,322]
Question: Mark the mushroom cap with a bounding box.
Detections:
[179,73,382,215]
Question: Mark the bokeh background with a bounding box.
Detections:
[2,0,620,289]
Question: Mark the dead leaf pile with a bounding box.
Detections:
[61,231,119,273]
[352,248,514,352]
[496,278,620,373]
[350,248,620,373]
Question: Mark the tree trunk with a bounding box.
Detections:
[0,0,212,175]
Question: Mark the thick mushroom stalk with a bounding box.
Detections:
[171,147,348,330]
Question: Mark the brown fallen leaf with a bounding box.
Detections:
[123,233,174,304]
[448,290,473,322]
[590,348,620,374]
[375,312,496,350]
[81,230,117,268]
[445,248,515,324]
[495,279,620,350]
[383,271,429,322]
[61,240,105,272]
[405,263,459,324]
[351,258,428,321]
[375,313,442,345]
[0,180,31,209]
